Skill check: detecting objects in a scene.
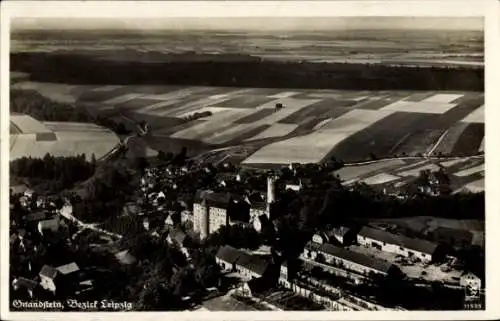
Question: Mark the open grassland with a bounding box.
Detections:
[13,81,484,166]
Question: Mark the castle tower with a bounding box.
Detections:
[266,176,276,218]
[200,198,210,240]
[194,196,210,240]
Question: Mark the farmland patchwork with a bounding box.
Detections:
[14,82,484,165]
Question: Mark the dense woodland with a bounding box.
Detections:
[10,154,96,194]
[11,52,484,91]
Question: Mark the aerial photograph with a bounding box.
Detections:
[8,16,485,312]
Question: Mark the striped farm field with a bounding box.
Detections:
[14,80,484,166]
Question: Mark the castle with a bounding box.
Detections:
[193,176,276,240]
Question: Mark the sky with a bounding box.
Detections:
[12,17,483,31]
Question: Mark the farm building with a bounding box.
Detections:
[304,242,402,278]
[357,226,441,262]
[10,114,120,161]
[312,226,357,246]
[215,245,272,281]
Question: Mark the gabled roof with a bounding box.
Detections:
[358,226,438,255]
[56,262,80,275]
[236,252,269,276]
[216,245,242,264]
[194,190,232,209]
[39,265,58,279]
[318,243,394,274]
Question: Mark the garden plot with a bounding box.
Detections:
[430,123,469,156]
[423,93,464,104]
[269,91,300,98]
[243,109,393,164]
[333,159,407,182]
[450,123,484,155]
[313,118,332,130]
[205,123,265,145]
[11,114,53,134]
[234,109,276,124]
[329,111,434,161]
[103,93,145,105]
[397,163,441,177]
[439,159,468,168]
[391,129,445,156]
[204,98,320,145]
[454,164,484,177]
[361,173,402,185]
[403,92,436,102]
[177,106,231,118]
[215,95,276,109]
[479,138,484,152]
[171,109,256,141]
[92,85,123,92]
[460,105,484,123]
[169,96,240,117]
[115,97,167,111]
[381,100,457,114]
[353,97,398,110]
[245,123,298,141]
[12,81,87,104]
[278,99,354,124]
[457,178,484,193]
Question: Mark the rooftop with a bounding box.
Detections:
[358,226,439,255]
[216,245,242,264]
[236,252,269,276]
[194,189,233,209]
[319,243,394,274]
[56,262,80,275]
[14,277,38,291]
[39,265,58,279]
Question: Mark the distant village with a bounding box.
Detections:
[9,154,485,311]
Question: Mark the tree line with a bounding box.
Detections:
[12,51,484,91]
[11,89,132,136]
[10,154,96,194]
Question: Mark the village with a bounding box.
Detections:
[9,155,484,311]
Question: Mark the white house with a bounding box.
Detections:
[39,265,58,293]
[460,272,482,295]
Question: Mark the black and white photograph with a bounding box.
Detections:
[1,1,499,319]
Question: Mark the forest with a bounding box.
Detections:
[11,51,484,91]
[10,154,96,194]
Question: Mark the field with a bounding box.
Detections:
[333,156,485,193]
[12,81,484,166]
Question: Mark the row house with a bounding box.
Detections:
[357,226,441,262]
[303,241,402,278]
